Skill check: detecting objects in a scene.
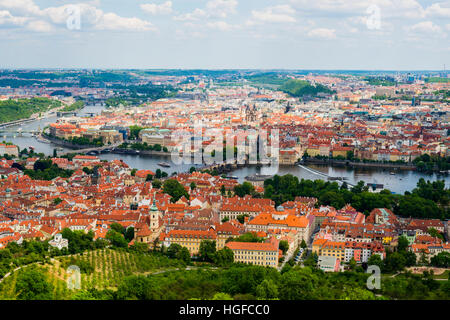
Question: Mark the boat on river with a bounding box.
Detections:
[158,162,171,168]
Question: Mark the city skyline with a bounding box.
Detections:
[0,0,449,70]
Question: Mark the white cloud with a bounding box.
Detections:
[249,5,296,24]
[307,28,336,39]
[96,12,155,31]
[425,2,450,18]
[141,1,173,15]
[26,19,53,32]
[174,8,207,21]
[174,0,237,21]
[405,21,447,39]
[206,21,238,31]
[289,0,426,20]
[408,21,443,34]
[0,0,41,16]
[0,0,155,32]
[206,0,238,18]
[0,10,28,26]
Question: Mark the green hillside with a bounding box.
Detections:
[0,97,61,124]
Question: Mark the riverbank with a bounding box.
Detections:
[119,149,171,156]
[0,117,37,128]
[4,103,448,195]
[42,133,101,150]
[300,158,417,170]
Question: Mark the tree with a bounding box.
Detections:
[300,240,307,249]
[303,252,318,268]
[152,179,162,189]
[129,125,144,140]
[178,247,191,264]
[146,174,153,181]
[231,232,265,243]
[233,182,255,197]
[61,228,95,254]
[116,275,152,300]
[404,251,417,267]
[199,240,217,262]
[340,287,376,300]
[167,243,183,259]
[71,290,97,300]
[110,222,125,234]
[83,167,93,175]
[163,179,189,203]
[129,242,149,253]
[130,169,137,176]
[419,250,429,266]
[15,268,54,300]
[106,229,128,248]
[397,236,409,252]
[383,252,406,272]
[367,254,383,269]
[430,252,450,268]
[214,247,234,267]
[346,150,354,161]
[279,268,317,300]
[256,279,279,299]
[124,227,135,242]
[236,214,249,224]
[279,240,289,255]
[153,144,162,152]
[220,185,226,196]
[264,184,275,199]
[190,182,196,191]
[428,228,444,241]
[348,258,357,271]
[212,292,233,300]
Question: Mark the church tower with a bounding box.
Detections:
[150,198,159,231]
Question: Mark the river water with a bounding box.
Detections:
[1,105,448,194]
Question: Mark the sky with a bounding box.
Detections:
[0,0,449,70]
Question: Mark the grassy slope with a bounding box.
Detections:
[0,248,184,300]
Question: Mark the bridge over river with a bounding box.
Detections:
[297,164,356,188]
[56,143,121,156]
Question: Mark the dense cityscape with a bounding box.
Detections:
[0,69,448,301]
[0,0,450,310]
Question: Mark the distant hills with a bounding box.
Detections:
[280,79,335,98]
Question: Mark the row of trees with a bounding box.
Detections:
[413,154,450,172]
[22,159,74,180]
[263,175,449,219]
[68,136,104,147]
[61,101,85,112]
[112,263,449,300]
[119,142,168,152]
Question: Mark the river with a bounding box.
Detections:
[1,104,448,194]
